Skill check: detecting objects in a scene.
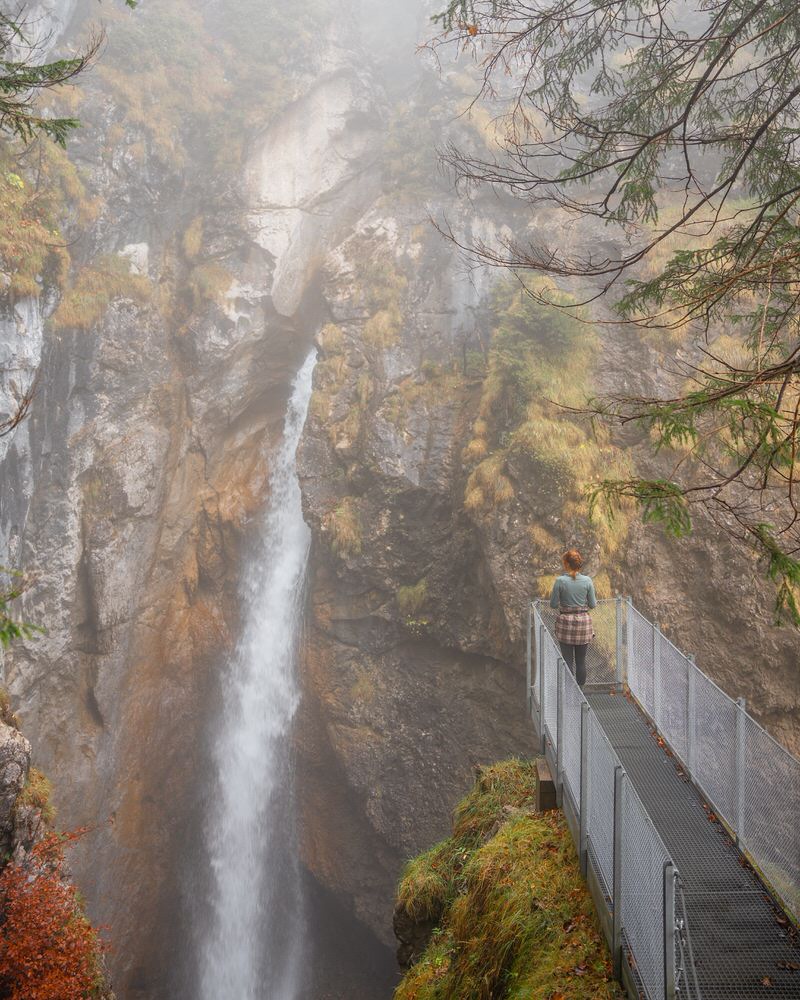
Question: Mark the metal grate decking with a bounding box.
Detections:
[588,690,800,999]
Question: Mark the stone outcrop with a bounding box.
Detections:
[0,720,32,860]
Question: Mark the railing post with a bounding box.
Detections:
[579,701,590,877]
[653,621,662,729]
[736,696,746,846]
[626,596,634,692]
[664,863,677,1000]
[538,622,546,755]
[615,595,624,690]
[526,602,533,718]
[687,655,697,778]
[612,765,626,979]
[556,657,565,806]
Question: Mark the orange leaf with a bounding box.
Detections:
[467,23,478,35]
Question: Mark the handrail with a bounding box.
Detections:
[529,601,681,1000]
[528,595,800,999]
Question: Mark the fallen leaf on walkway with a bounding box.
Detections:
[707,812,717,822]
[761,976,774,987]
[777,960,800,972]
[775,914,789,928]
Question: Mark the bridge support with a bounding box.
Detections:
[556,658,565,807]
[736,696,747,847]
[615,596,624,690]
[664,863,677,1000]
[653,621,662,729]
[579,701,590,877]
[612,765,626,979]
[687,655,697,776]
[526,602,532,719]
[625,596,633,687]
[538,621,546,755]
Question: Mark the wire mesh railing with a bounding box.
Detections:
[526,595,800,1000]
[529,603,680,1000]
[622,598,800,920]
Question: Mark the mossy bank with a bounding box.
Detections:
[392,760,623,1000]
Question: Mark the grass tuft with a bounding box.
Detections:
[17,767,55,825]
[324,497,362,558]
[398,579,428,615]
[464,456,515,513]
[397,840,461,922]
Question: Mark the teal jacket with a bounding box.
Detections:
[549,573,597,610]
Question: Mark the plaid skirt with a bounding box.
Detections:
[554,606,594,645]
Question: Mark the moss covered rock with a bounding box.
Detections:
[393,759,622,1000]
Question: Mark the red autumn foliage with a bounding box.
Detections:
[0,830,106,1000]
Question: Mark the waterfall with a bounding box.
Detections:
[199,350,316,1000]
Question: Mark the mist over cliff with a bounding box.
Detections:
[0,2,797,999]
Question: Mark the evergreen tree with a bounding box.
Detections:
[0,3,124,145]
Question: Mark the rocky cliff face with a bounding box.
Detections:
[0,1,796,998]
[293,190,799,950]
[0,1,391,995]
[292,43,799,956]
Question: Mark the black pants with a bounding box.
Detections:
[559,642,588,687]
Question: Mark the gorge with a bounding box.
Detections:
[0,1,797,999]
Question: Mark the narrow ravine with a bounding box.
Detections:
[199,351,317,1000]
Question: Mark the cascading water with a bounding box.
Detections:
[199,351,316,1000]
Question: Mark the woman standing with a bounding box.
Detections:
[549,549,597,687]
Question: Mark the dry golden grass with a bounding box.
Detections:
[465,455,515,512]
[182,216,204,260]
[17,767,55,825]
[324,497,362,558]
[52,256,152,331]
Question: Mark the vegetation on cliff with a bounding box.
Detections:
[394,760,622,1000]
[433,0,800,623]
[463,279,631,587]
[0,830,109,1000]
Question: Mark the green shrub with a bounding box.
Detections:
[398,579,427,615]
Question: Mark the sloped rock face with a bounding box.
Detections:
[295,210,542,942]
[294,91,798,957]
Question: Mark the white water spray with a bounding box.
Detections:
[200,351,316,1000]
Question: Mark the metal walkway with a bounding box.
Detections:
[529,599,800,1000]
[590,690,799,1000]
